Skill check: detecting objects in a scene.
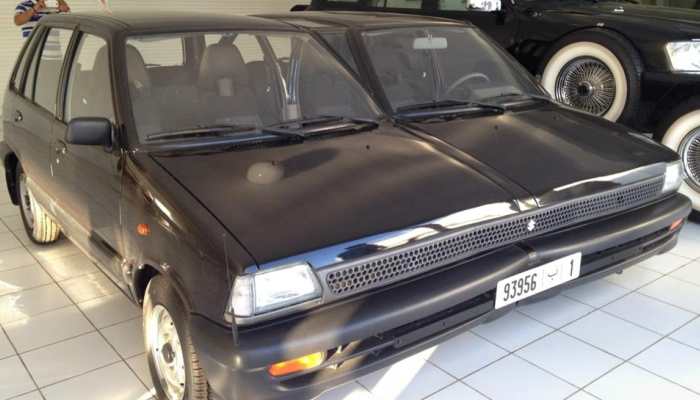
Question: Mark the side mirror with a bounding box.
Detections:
[66,117,113,146]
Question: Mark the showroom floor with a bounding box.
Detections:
[0,181,698,400]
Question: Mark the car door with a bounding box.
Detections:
[6,27,73,204]
[51,32,124,279]
[430,0,519,49]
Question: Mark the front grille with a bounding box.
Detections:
[324,176,665,297]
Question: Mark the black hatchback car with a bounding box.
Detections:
[302,0,700,219]
[1,11,692,400]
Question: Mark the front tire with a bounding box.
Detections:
[143,275,211,400]
[16,164,61,245]
[661,104,700,218]
[540,30,642,124]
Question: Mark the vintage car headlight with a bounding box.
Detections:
[665,41,700,72]
[662,161,684,194]
[230,262,322,318]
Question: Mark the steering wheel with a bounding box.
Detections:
[446,73,491,96]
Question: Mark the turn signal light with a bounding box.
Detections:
[268,352,325,377]
[137,223,151,236]
[669,218,684,232]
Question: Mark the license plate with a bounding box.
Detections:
[495,253,581,309]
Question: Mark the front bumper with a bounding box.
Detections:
[191,194,691,400]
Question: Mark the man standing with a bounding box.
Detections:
[14,0,70,39]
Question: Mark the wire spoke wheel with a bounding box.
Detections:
[681,128,700,192]
[148,305,187,400]
[555,57,616,116]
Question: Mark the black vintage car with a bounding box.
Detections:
[0,11,691,400]
[301,0,700,218]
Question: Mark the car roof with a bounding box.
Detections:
[39,11,300,34]
[258,11,469,30]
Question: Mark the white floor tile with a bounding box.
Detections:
[0,329,14,360]
[0,233,23,253]
[58,272,118,303]
[602,292,697,335]
[464,355,576,400]
[632,339,700,393]
[635,252,694,274]
[423,331,507,378]
[11,391,43,400]
[26,240,81,265]
[426,382,487,400]
[40,254,97,282]
[0,356,36,399]
[2,216,23,232]
[125,354,152,389]
[101,318,143,358]
[518,295,593,328]
[0,284,72,324]
[0,265,52,296]
[671,317,700,350]
[517,332,621,386]
[357,353,455,400]
[561,311,661,359]
[638,276,700,314]
[0,205,19,219]
[563,280,629,308]
[566,391,599,400]
[587,363,700,400]
[604,266,662,290]
[21,332,119,387]
[317,381,375,400]
[78,293,141,329]
[3,306,94,353]
[671,227,700,260]
[471,312,553,352]
[41,362,147,400]
[671,261,700,287]
[0,248,37,272]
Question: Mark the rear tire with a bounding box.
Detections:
[540,30,642,124]
[661,101,700,215]
[143,275,211,400]
[16,164,61,245]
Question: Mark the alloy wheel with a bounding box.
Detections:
[147,305,187,400]
[18,172,35,230]
[555,57,616,116]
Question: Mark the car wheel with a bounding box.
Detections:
[540,30,642,124]
[661,106,700,217]
[143,275,211,400]
[16,165,61,245]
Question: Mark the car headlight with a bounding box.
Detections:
[662,161,684,194]
[230,262,322,318]
[665,41,700,72]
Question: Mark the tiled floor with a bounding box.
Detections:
[0,175,698,400]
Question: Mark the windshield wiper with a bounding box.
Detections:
[264,116,379,137]
[146,124,303,142]
[483,92,553,104]
[397,99,505,114]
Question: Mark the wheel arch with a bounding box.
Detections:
[132,261,196,314]
[3,152,19,205]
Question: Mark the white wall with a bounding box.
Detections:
[0,0,301,115]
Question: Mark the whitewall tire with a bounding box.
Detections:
[662,109,700,214]
[542,41,627,121]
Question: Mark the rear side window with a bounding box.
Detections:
[439,0,502,11]
[319,31,358,73]
[34,28,72,113]
[65,34,114,122]
[373,0,423,8]
[11,33,39,91]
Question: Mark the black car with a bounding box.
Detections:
[301,0,700,218]
[1,11,691,400]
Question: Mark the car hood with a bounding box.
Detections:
[150,126,519,265]
[548,1,700,29]
[409,105,677,202]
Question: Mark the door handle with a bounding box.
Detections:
[13,110,23,123]
[54,141,67,164]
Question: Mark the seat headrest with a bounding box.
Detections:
[126,44,151,91]
[198,43,250,92]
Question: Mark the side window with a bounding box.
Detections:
[129,36,184,67]
[11,33,39,91]
[372,0,423,8]
[439,0,502,11]
[268,36,292,60]
[23,33,41,99]
[65,34,114,122]
[34,28,72,113]
[204,33,264,63]
[319,32,359,73]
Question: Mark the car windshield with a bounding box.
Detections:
[361,27,545,113]
[126,31,380,142]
